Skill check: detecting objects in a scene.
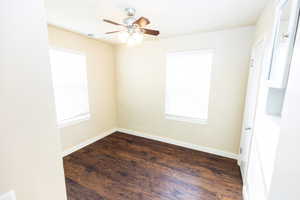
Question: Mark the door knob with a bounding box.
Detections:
[245,127,252,131]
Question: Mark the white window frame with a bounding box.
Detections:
[165,114,208,124]
[58,113,90,128]
[49,47,90,128]
[164,49,214,124]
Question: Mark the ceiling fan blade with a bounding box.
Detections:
[103,19,124,26]
[105,31,122,34]
[143,28,160,36]
[134,17,150,27]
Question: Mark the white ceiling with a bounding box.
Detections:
[45,0,268,43]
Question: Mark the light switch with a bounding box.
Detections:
[0,191,16,200]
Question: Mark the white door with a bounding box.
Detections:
[239,39,265,180]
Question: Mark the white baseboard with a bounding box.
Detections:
[237,154,242,166]
[61,127,238,160]
[117,128,238,160]
[62,128,117,157]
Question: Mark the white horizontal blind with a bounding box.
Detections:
[165,50,213,123]
[49,48,90,125]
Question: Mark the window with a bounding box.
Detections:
[49,48,90,127]
[165,50,213,123]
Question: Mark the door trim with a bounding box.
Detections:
[239,35,266,181]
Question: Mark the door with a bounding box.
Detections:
[239,39,265,180]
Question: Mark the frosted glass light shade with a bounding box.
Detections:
[118,31,129,43]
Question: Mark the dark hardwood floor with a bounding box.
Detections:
[63,132,243,200]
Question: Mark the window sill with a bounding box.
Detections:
[165,115,207,124]
[58,114,90,128]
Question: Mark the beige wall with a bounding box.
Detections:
[116,26,254,154]
[47,25,255,156]
[0,0,67,199]
[48,25,117,151]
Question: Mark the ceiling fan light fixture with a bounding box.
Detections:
[118,28,144,45]
[131,30,144,43]
[118,31,129,43]
[127,37,136,46]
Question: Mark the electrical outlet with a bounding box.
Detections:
[0,191,16,200]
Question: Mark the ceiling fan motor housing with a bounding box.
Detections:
[123,17,136,26]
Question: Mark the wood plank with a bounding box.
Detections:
[63,132,243,200]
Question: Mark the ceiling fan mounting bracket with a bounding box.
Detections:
[125,8,136,17]
[123,8,136,26]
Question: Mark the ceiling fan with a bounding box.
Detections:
[103,8,160,44]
